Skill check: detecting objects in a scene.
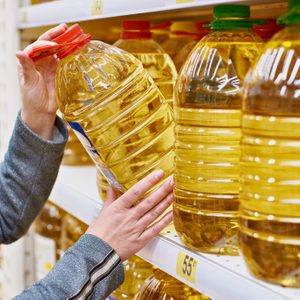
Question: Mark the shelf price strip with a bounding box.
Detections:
[176,0,196,4]
[176,251,198,283]
[91,0,103,16]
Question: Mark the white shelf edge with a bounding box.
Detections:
[17,0,286,29]
[50,166,299,300]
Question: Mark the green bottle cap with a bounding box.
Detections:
[207,4,253,29]
[278,0,300,25]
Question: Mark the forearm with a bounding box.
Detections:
[14,234,124,300]
[0,112,68,244]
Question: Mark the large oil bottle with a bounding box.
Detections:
[134,269,210,300]
[162,22,196,60]
[110,256,153,300]
[240,0,300,287]
[55,25,174,196]
[34,201,63,280]
[96,169,108,201]
[60,213,88,255]
[173,22,210,71]
[114,20,177,106]
[174,4,263,255]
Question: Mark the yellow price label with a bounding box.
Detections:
[176,252,198,283]
[20,10,28,24]
[91,0,103,16]
[176,0,196,4]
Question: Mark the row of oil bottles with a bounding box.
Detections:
[51,0,300,289]
[34,201,211,300]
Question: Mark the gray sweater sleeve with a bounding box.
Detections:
[15,234,124,300]
[0,113,68,244]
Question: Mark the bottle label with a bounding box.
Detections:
[68,121,123,192]
[108,296,116,300]
[34,233,56,281]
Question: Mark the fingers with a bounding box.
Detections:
[38,23,68,41]
[118,169,165,208]
[104,186,117,206]
[137,192,173,228]
[133,176,174,217]
[23,40,57,56]
[139,211,173,242]
[16,51,39,84]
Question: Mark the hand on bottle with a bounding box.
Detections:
[16,24,68,140]
[87,170,174,261]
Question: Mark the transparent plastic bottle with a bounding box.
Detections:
[60,213,88,255]
[62,125,93,165]
[34,201,63,280]
[174,4,263,254]
[55,25,175,196]
[110,256,153,300]
[173,22,210,71]
[96,168,108,201]
[240,0,300,287]
[134,269,210,300]
[114,20,177,106]
[162,21,196,60]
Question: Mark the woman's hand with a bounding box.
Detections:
[87,170,174,261]
[16,24,68,140]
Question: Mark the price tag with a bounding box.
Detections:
[176,252,198,283]
[20,9,28,25]
[91,0,103,16]
[176,0,196,4]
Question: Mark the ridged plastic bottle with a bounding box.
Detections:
[110,256,153,300]
[173,22,210,71]
[134,269,210,300]
[55,26,175,196]
[34,202,63,280]
[62,126,93,165]
[240,0,300,287]
[61,214,88,255]
[174,4,263,254]
[96,168,108,201]
[114,20,177,106]
[162,21,196,60]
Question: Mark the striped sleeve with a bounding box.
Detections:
[14,234,124,300]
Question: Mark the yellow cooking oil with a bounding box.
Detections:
[62,125,93,165]
[134,269,210,300]
[174,4,263,254]
[110,256,153,300]
[60,213,88,255]
[114,20,177,106]
[240,0,300,287]
[55,39,174,196]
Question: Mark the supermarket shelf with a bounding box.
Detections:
[18,0,287,29]
[50,166,300,300]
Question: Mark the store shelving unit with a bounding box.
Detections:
[50,166,300,300]
[13,0,298,299]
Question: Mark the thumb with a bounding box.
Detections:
[16,51,38,84]
[104,186,118,206]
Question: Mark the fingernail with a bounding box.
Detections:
[169,176,174,187]
[154,169,164,180]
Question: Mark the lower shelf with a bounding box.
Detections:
[50,166,299,300]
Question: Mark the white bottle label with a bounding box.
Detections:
[68,121,123,192]
[34,233,56,281]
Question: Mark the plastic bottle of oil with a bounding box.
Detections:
[62,125,93,165]
[34,201,63,280]
[134,269,210,300]
[173,21,210,71]
[240,0,300,287]
[96,169,108,201]
[114,20,177,106]
[161,21,197,60]
[174,4,263,255]
[109,256,153,300]
[60,213,88,255]
[55,24,174,196]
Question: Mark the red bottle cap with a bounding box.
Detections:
[28,24,91,60]
[252,19,283,41]
[121,20,152,39]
